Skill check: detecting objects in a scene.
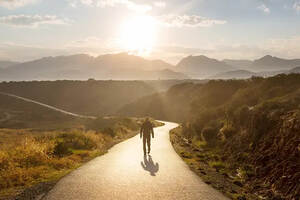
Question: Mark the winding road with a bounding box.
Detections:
[43,122,228,200]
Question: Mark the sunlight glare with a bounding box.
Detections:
[119,16,157,56]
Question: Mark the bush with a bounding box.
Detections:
[236,105,250,127]
[53,141,72,157]
[209,161,226,171]
[201,126,218,145]
[55,131,98,153]
[103,127,115,137]
[220,124,237,139]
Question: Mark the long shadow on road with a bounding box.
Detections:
[141,155,159,176]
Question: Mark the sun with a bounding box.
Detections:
[119,16,157,56]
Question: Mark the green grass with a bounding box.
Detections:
[192,140,207,149]
[208,161,227,171]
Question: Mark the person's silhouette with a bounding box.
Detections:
[141,155,159,176]
[140,118,154,155]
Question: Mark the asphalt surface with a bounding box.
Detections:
[43,122,228,200]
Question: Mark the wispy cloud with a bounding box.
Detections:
[257,4,270,14]
[67,36,107,48]
[294,1,300,12]
[0,0,38,9]
[158,15,227,28]
[0,15,70,28]
[69,0,152,13]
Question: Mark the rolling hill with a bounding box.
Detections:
[0,80,181,116]
[0,92,81,129]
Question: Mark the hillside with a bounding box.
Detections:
[176,55,234,79]
[0,80,161,116]
[119,74,300,199]
[0,93,82,129]
[0,53,186,81]
[0,80,193,116]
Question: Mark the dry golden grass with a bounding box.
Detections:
[0,122,138,198]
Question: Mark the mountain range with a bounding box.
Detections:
[1,53,300,81]
[176,55,300,78]
[0,53,188,81]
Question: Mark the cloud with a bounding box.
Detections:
[0,0,37,9]
[70,0,152,13]
[0,42,68,62]
[67,36,110,49]
[262,36,300,58]
[0,39,118,62]
[0,15,70,27]
[294,1,300,11]
[257,4,270,14]
[158,15,227,28]
[153,1,166,8]
[152,35,300,64]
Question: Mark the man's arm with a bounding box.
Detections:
[151,124,154,138]
[140,125,143,138]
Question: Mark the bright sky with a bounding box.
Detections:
[1,0,300,64]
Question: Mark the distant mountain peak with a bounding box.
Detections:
[262,55,273,59]
[176,55,234,78]
[253,55,300,72]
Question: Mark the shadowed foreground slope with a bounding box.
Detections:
[43,122,227,200]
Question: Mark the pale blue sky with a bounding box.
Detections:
[0,0,300,63]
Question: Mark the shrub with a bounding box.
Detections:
[209,161,226,171]
[201,126,218,145]
[55,131,98,152]
[236,105,250,127]
[220,124,237,139]
[103,127,115,137]
[53,141,72,157]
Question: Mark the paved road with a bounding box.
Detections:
[0,92,96,119]
[43,122,228,200]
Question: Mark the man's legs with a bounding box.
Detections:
[143,136,147,155]
[147,136,151,154]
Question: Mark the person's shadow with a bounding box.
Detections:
[141,155,159,176]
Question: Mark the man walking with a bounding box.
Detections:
[140,118,154,155]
